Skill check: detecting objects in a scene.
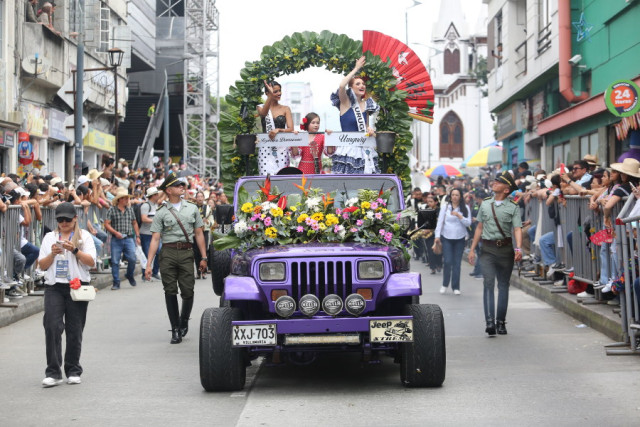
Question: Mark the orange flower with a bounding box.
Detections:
[293,175,311,196]
[322,192,334,209]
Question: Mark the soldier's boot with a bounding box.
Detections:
[165,294,182,344]
[179,297,194,338]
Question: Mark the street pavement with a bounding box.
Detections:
[1,261,639,426]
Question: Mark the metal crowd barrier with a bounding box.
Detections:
[606,196,640,355]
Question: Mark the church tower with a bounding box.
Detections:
[411,0,493,180]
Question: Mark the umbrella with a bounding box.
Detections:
[424,165,463,177]
[460,145,503,168]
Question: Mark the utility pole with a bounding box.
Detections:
[74,0,85,180]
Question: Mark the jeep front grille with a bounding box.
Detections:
[290,261,353,301]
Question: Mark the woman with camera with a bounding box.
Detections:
[38,203,96,387]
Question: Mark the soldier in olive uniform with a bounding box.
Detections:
[468,171,523,337]
[145,173,208,344]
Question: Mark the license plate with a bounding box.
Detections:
[369,319,413,343]
[232,324,277,347]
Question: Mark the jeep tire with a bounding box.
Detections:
[209,245,231,296]
[399,303,446,387]
[199,307,246,391]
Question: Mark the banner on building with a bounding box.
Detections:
[26,104,48,138]
[83,128,116,153]
[48,109,70,142]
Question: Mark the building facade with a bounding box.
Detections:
[486,0,640,171]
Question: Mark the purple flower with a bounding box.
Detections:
[311,223,320,231]
[342,213,349,219]
[371,202,378,210]
[296,226,304,233]
[334,225,341,233]
[335,208,342,215]
[263,217,272,227]
[350,227,358,233]
[396,213,401,221]
[384,232,393,242]
[356,219,364,226]
[374,212,382,220]
[305,217,313,225]
[251,214,260,221]
[379,229,386,236]
[377,198,386,206]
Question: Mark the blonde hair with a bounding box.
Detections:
[57,216,82,248]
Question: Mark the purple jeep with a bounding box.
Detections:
[201,174,445,391]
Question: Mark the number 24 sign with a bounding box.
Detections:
[605,80,640,117]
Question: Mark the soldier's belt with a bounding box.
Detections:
[481,238,512,247]
[163,242,193,250]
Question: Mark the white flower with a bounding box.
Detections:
[305,197,321,209]
[366,211,374,219]
[233,220,248,234]
[261,201,277,211]
[346,197,359,207]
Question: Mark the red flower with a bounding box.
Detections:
[569,272,574,278]
[69,278,81,290]
[615,218,623,226]
[277,195,287,210]
[343,206,358,213]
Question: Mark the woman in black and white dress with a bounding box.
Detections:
[257,81,294,175]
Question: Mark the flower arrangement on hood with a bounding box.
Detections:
[214,175,410,258]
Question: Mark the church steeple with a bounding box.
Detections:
[432,0,470,76]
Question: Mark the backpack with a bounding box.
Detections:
[133,202,149,228]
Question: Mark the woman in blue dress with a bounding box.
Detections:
[330,56,380,174]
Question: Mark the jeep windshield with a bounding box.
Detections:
[236,174,404,211]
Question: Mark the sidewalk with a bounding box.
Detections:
[510,272,625,342]
[0,266,141,329]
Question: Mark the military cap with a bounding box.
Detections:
[158,172,187,191]
[496,171,518,193]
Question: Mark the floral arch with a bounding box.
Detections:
[219,30,414,191]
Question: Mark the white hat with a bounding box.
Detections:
[146,187,159,198]
[76,175,89,187]
[50,177,63,186]
[100,177,110,186]
[16,187,30,197]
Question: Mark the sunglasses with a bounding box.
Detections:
[56,217,74,223]
[572,167,584,171]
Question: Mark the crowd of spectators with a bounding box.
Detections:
[1,155,229,302]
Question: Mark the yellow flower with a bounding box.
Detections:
[265,227,277,238]
[260,214,266,220]
[382,208,390,214]
[311,212,324,222]
[290,206,297,212]
[361,201,371,209]
[241,202,253,213]
[292,48,300,55]
[297,213,309,223]
[284,55,291,60]
[318,222,327,230]
[315,45,323,54]
[270,207,284,217]
[325,214,339,226]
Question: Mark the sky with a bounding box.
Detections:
[216,0,484,130]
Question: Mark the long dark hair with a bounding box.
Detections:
[301,112,319,131]
[264,81,281,96]
[448,188,468,218]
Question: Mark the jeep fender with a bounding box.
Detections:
[379,273,422,299]
[223,275,265,303]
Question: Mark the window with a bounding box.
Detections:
[440,111,464,158]
[99,2,110,52]
[444,48,460,74]
[579,132,598,159]
[552,141,570,170]
[538,0,552,53]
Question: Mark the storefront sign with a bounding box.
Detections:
[4,131,15,147]
[83,128,116,153]
[496,104,522,141]
[0,130,3,146]
[605,80,640,118]
[48,109,69,142]
[26,103,48,138]
[18,132,34,165]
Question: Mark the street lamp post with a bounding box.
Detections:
[107,48,125,160]
[405,0,422,45]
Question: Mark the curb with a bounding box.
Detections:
[0,266,141,329]
[510,272,625,342]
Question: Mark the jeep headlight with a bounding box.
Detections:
[259,262,286,281]
[358,260,384,280]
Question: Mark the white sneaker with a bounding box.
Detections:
[67,376,82,385]
[576,291,590,298]
[439,286,447,294]
[42,377,64,388]
[546,267,556,279]
[453,290,461,295]
[602,281,613,293]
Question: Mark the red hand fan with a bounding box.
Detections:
[589,229,614,246]
[363,30,435,124]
